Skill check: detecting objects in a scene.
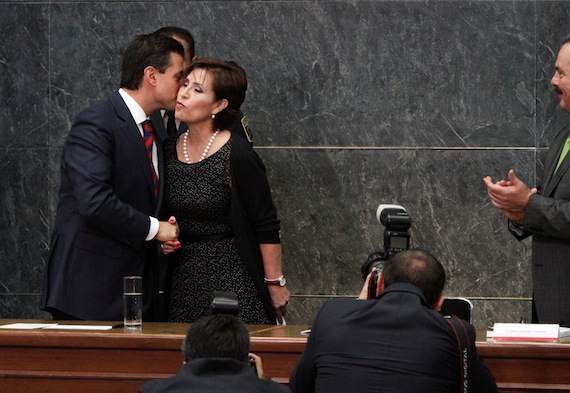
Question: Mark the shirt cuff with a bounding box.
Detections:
[146,217,159,241]
[508,220,526,236]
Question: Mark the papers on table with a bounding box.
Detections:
[0,323,56,330]
[0,323,120,331]
[487,323,570,343]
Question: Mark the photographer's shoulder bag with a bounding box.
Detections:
[445,315,469,393]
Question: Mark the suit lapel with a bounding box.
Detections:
[543,125,570,196]
[110,92,157,202]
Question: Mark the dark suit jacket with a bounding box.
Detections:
[510,125,570,324]
[290,283,497,393]
[40,91,163,321]
[139,358,291,393]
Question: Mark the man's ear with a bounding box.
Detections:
[144,66,158,87]
[431,295,445,311]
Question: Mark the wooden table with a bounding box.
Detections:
[1,319,569,392]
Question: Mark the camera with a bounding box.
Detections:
[249,357,258,376]
[210,291,239,315]
[361,204,411,298]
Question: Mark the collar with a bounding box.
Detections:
[184,357,251,376]
[379,282,430,307]
[118,88,147,125]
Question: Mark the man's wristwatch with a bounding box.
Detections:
[264,275,287,286]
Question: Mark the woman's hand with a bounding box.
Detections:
[160,240,181,254]
[268,285,290,324]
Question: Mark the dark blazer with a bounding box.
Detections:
[139,358,291,393]
[290,283,497,393]
[510,125,570,324]
[40,91,163,321]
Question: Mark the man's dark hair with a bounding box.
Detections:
[120,34,184,90]
[181,314,250,363]
[382,249,446,307]
[187,58,247,130]
[154,26,195,59]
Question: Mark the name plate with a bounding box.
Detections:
[492,323,560,342]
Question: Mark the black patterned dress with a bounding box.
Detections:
[163,135,270,324]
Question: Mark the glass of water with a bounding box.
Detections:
[123,276,143,328]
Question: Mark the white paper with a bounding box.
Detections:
[0,323,58,330]
[492,323,560,342]
[41,324,114,331]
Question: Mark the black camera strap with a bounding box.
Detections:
[445,315,469,393]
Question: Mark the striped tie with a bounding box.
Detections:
[142,120,158,197]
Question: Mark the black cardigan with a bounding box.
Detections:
[229,136,281,323]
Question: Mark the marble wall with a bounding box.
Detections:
[2,0,570,330]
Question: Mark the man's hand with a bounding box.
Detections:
[358,270,383,300]
[155,216,179,242]
[483,170,537,224]
[248,353,265,379]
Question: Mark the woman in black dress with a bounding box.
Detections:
[161,58,289,324]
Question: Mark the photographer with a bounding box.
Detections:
[140,313,290,392]
[290,249,497,393]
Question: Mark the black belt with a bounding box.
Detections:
[179,231,234,243]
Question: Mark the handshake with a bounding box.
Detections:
[156,216,181,253]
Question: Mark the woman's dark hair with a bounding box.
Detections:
[187,58,247,130]
[120,34,184,90]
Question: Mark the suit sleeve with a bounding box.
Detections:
[62,107,150,247]
[522,192,570,242]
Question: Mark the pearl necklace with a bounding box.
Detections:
[182,130,219,164]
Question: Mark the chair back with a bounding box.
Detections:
[440,297,473,324]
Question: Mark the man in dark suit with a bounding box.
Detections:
[139,313,290,393]
[40,33,185,321]
[290,249,497,393]
[150,26,254,146]
[484,36,570,325]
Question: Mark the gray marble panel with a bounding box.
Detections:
[470,299,531,330]
[259,148,534,301]
[0,294,50,320]
[225,1,536,148]
[536,1,570,145]
[0,148,50,296]
[286,296,530,331]
[286,296,328,327]
[0,4,49,147]
[46,2,536,149]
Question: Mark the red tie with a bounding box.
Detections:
[142,120,158,197]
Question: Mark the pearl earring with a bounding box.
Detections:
[211,114,216,119]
